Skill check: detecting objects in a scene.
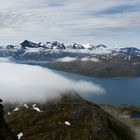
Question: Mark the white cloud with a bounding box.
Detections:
[81,57,99,62]
[0,0,140,47]
[56,57,77,62]
[0,57,12,62]
[0,61,105,102]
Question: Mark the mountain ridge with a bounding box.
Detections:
[1,40,139,51]
[1,40,140,77]
[5,93,136,140]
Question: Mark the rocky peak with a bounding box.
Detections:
[96,44,107,49]
[52,41,66,49]
[119,47,140,54]
[20,40,40,49]
[72,43,84,49]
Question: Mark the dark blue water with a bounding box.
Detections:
[131,111,140,118]
[53,70,140,105]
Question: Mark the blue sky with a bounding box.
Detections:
[0,0,140,48]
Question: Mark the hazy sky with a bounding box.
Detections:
[0,0,140,48]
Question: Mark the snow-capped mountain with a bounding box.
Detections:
[0,40,140,77]
[119,47,140,55]
[1,40,140,59]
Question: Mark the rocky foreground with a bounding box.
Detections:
[1,94,136,140]
[0,99,17,140]
[101,104,140,140]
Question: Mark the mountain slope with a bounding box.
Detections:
[48,55,140,77]
[5,93,135,140]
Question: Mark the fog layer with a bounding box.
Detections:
[0,60,105,102]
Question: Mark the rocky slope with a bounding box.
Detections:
[0,99,17,140]
[100,104,140,140]
[1,40,140,77]
[4,94,135,140]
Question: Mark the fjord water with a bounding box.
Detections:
[54,70,140,105]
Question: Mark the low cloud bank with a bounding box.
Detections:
[81,57,100,62]
[0,57,12,62]
[56,57,77,62]
[0,61,105,102]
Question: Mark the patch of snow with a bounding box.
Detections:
[40,42,52,48]
[24,104,29,108]
[81,57,99,62]
[32,104,43,112]
[8,112,11,115]
[25,47,42,53]
[13,107,19,112]
[17,132,23,140]
[106,54,111,60]
[56,57,77,62]
[101,56,107,60]
[112,53,118,56]
[65,121,71,126]
[14,45,22,49]
[124,56,131,61]
[83,43,93,49]
[128,55,131,61]
[50,48,60,54]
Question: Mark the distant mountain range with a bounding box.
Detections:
[1,40,140,77]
